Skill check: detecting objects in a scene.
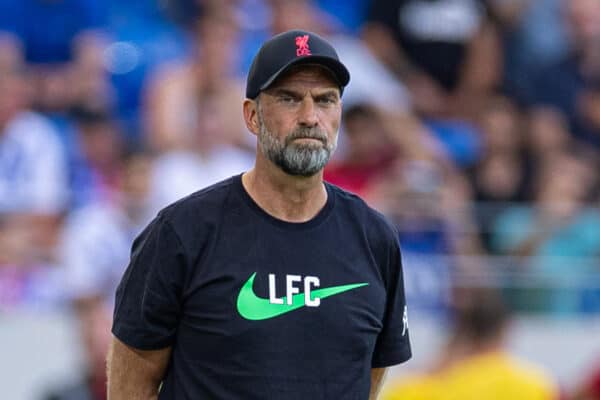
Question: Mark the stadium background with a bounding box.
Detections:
[0,0,599,398]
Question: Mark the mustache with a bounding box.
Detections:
[285,127,328,145]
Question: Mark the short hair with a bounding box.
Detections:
[452,287,510,343]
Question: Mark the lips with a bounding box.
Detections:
[290,136,326,144]
[286,128,328,145]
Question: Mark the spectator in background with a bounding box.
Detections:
[523,0,600,147]
[374,159,479,256]
[489,0,568,98]
[324,104,398,198]
[44,150,154,399]
[32,32,112,117]
[366,115,481,312]
[0,0,108,116]
[65,32,114,114]
[59,149,153,312]
[491,150,600,313]
[369,159,460,314]
[38,33,116,204]
[362,0,503,170]
[363,0,501,120]
[470,96,528,204]
[270,0,414,115]
[143,5,254,212]
[0,34,68,265]
[525,106,572,172]
[68,106,124,208]
[329,33,411,114]
[381,287,558,400]
[468,96,529,252]
[43,297,112,400]
[144,4,247,153]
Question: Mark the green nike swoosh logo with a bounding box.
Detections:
[236,273,368,320]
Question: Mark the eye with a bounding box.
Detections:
[278,95,297,104]
[317,96,337,105]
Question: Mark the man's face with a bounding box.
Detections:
[255,65,342,176]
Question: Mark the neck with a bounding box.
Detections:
[432,335,504,372]
[242,156,327,223]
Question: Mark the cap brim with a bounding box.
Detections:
[258,55,350,94]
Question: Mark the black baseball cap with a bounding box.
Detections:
[245,29,350,99]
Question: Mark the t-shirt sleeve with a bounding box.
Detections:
[112,214,188,350]
[372,233,412,367]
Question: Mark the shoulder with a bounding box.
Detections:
[5,111,61,148]
[328,182,398,241]
[501,354,559,397]
[133,176,242,266]
[328,184,401,267]
[451,352,557,397]
[156,176,239,241]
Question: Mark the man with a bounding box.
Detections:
[381,287,557,400]
[0,33,68,265]
[45,150,154,400]
[363,0,500,118]
[521,0,600,147]
[107,30,411,399]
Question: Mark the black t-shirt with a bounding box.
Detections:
[368,0,487,90]
[112,175,411,399]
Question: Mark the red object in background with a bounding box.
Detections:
[325,164,372,196]
[591,366,600,398]
[324,155,394,197]
[91,375,107,400]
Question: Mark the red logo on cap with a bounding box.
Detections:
[295,35,311,57]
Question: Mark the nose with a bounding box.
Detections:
[297,97,319,127]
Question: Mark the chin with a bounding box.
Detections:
[280,165,324,177]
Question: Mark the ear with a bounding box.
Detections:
[243,98,260,136]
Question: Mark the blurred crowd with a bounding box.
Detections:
[1,0,600,399]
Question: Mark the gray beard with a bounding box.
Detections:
[257,110,337,177]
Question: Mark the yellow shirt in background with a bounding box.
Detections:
[381,351,557,400]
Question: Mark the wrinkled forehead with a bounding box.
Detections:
[267,64,341,93]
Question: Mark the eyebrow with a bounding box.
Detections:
[268,88,340,99]
[315,90,340,100]
[269,88,302,98]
